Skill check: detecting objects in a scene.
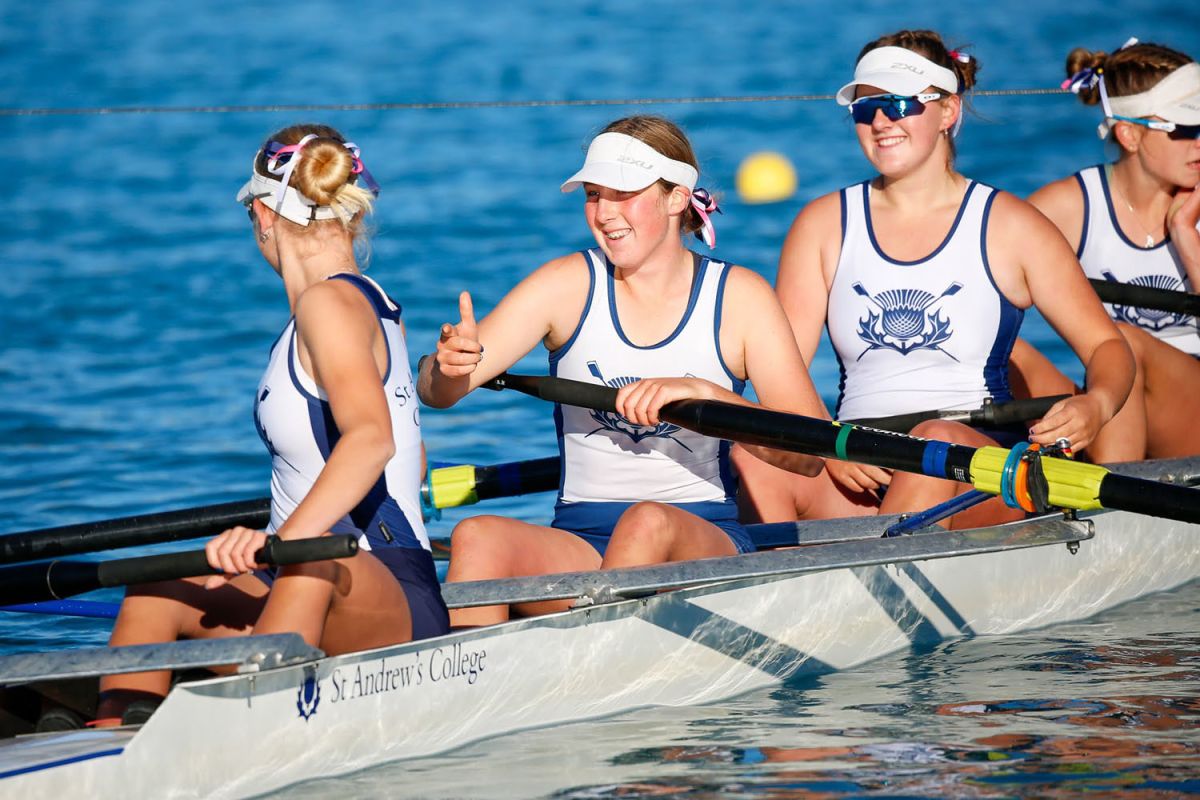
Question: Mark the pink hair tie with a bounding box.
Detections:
[690,188,721,249]
[265,133,319,215]
[948,50,971,64]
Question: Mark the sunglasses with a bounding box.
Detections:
[1111,115,1200,141]
[849,93,945,124]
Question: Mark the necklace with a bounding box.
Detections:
[1108,169,1159,248]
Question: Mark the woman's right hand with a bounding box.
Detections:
[825,459,891,495]
[203,526,269,590]
[435,291,483,377]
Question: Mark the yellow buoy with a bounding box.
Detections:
[736,151,797,205]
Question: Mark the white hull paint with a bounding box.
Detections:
[1,506,1197,798]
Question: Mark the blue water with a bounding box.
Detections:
[1,0,1198,795]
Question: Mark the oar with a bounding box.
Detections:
[845,395,1069,433]
[1089,278,1200,317]
[0,456,560,565]
[0,535,358,606]
[485,372,1200,524]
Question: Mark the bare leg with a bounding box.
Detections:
[880,420,1025,530]
[98,573,269,717]
[445,516,601,627]
[98,549,414,720]
[1127,325,1200,458]
[1008,337,1078,400]
[601,502,738,568]
[732,444,878,523]
[257,551,416,657]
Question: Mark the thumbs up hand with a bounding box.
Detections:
[435,291,485,377]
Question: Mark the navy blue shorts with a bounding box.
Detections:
[256,544,449,641]
[551,500,755,556]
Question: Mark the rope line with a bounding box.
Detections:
[0,88,1064,118]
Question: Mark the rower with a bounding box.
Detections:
[1010,39,1200,461]
[92,124,449,727]
[417,115,827,627]
[732,29,1134,528]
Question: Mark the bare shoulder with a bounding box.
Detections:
[987,189,1061,238]
[1025,175,1086,246]
[720,263,775,299]
[520,250,591,293]
[787,189,843,237]
[294,277,374,324]
[1027,174,1084,214]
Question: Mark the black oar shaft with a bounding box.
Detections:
[0,535,358,606]
[1089,278,1200,317]
[489,373,977,480]
[490,373,1200,525]
[0,499,272,565]
[470,456,560,501]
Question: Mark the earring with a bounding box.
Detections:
[259,229,271,243]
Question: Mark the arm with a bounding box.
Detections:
[776,192,843,366]
[1168,188,1200,288]
[989,192,1133,450]
[205,280,400,579]
[417,253,590,408]
[777,192,890,490]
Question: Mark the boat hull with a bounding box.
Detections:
[1,503,1197,798]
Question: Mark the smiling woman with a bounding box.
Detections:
[733,29,1135,529]
[416,115,828,627]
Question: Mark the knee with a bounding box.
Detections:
[1114,322,1147,363]
[908,419,978,444]
[450,516,506,554]
[612,502,674,547]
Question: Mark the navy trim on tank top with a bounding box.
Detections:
[329,273,402,321]
[1074,171,1090,259]
[1098,165,1169,252]
[978,190,1023,401]
[607,252,706,350]
[712,262,746,391]
[838,187,849,249]
[329,273,399,384]
[548,250,597,366]
[863,180,979,266]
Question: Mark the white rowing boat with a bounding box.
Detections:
[0,457,1197,798]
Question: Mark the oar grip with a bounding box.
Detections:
[1089,278,1200,317]
[973,395,1070,427]
[0,535,360,606]
[487,373,618,410]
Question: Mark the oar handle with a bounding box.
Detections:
[846,395,1070,433]
[486,372,618,409]
[1090,278,1200,317]
[0,535,359,606]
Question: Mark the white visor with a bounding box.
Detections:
[561,132,698,193]
[235,166,339,227]
[1104,62,1200,135]
[836,46,960,105]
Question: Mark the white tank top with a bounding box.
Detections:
[551,249,744,504]
[253,273,430,552]
[1076,165,1200,355]
[827,181,1024,420]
